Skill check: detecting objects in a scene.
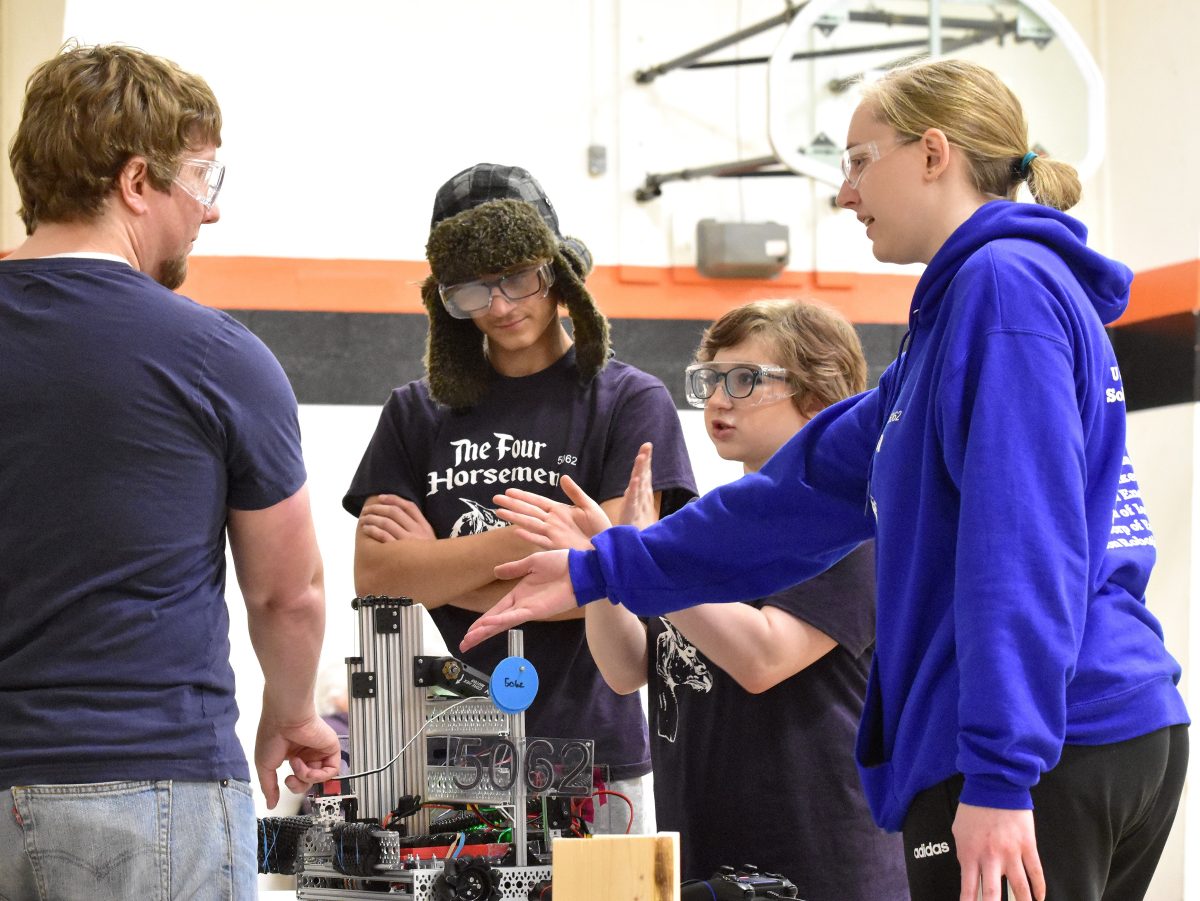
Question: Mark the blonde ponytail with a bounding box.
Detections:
[1023,155,1082,211]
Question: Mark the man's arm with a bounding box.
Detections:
[353,493,540,609]
[227,483,340,809]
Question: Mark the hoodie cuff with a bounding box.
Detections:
[958,773,1034,812]
[568,549,607,606]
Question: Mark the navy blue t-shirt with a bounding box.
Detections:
[648,543,909,898]
[344,349,697,779]
[0,258,306,788]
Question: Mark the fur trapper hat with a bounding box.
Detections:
[421,164,610,409]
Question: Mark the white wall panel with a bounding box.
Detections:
[47,0,1114,272]
[1125,401,1194,901]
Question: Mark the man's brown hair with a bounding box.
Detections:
[9,42,221,234]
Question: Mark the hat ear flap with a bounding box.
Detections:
[421,276,492,409]
[559,236,593,279]
[550,254,610,381]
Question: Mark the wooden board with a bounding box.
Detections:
[550,833,680,901]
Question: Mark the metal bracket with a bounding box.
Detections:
[350,671,376,699]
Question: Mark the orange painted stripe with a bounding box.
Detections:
[179,255,918,324]
[588,264,917,324]
[6,251,1194,327]
[1121,259,1200,325]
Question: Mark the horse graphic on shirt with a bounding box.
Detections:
[449,498,507,538]
[655,619,713,742]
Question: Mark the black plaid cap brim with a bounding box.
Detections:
[430,163,561,236]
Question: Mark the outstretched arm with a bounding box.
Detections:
[573,390,882,616]
[467,390,882,645]
[492,444,657,690]
[228,484,341,809]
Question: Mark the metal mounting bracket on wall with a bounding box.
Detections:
[636,153,804,203]
[634,1,1102,199]
[767,0,1105,188]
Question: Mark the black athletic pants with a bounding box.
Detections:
[901,724,1188,900]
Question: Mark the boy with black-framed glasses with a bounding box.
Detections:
[493,299,910,898]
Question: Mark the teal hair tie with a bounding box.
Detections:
[1019,151,1037,178]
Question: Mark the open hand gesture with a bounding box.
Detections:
[493,476,609,550]
[460,550,578,651]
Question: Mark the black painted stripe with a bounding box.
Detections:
[1108,312,1197,413]
[226,309,1189,413]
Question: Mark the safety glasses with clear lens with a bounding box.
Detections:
[438,261,556,319]
[840,137,915,190]
[684,362,796,408]
[173,158,225,210]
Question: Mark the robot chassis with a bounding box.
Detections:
[258,596,592,901]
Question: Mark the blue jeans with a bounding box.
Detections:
[0,780,257,900]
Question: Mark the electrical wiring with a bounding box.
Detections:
[469,804,508,830]
[339,697,474,782]
[591,788,634,834]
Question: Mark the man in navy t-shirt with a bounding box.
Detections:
[0,44,340,898]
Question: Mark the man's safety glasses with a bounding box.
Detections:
[173,158,225,210]
[684,362,796,408]
[438,261,555,319]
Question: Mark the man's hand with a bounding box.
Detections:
[460,549,577,651]
[358,494,435,543]
[953,803,1045,901]
[255,710,342,810]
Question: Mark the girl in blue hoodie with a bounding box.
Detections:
[461,59,1189,901]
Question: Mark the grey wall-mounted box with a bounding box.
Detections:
[696,219,790,279]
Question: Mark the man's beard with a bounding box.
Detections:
[155,254,188,291]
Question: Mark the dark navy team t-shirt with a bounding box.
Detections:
[648,543,909,898]
[0,258,306,788]
[344,349,697,778]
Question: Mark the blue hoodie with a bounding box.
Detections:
[569,201,1188,831]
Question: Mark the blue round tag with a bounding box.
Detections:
[489,656,539,714]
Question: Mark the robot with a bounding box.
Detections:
[257,596,593,900]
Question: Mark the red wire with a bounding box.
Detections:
[469,804,505,829]
[590,789,634,834]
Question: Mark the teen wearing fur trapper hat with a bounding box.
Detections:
[344,164,698,834]
[421,182,609,408]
